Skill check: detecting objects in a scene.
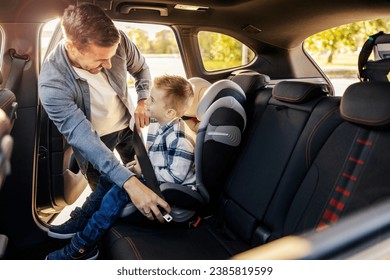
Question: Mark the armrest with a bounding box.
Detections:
[0,234,8,259]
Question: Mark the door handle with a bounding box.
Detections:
[119,5,168,16]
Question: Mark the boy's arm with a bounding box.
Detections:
[120,30,151,129]
[126,156,142,177]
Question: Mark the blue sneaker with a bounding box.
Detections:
[48,207,89,239]
[45,236,99,260]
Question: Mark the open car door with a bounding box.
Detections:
[36,20,88,223]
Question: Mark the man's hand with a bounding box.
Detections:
[123,176,171,222]
[134,99,150,130]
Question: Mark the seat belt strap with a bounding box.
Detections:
[132,125,164,199]
[5,49,30,93]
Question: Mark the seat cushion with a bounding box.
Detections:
[103,219,248,260]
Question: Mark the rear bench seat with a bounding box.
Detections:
[233,81,390,259]
[102,78,343,259]
[281,81,390,235]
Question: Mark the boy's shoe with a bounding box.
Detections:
[45,239,99,260]
[48,207,89,239]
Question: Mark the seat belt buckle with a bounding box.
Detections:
[158,207,172,222]
[163,213,173,222]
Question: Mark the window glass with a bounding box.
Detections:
[304,18,390,96]
[198,31,255,71]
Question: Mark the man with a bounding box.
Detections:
[38,3,170,235]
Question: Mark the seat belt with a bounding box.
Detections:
[132,126,173,221]
[132,125,164,199]
[3,49,29,122]
[5,49,30,93]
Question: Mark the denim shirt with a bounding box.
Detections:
[38,31,151,188]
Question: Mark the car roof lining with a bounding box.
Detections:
[109,0,390,49]
[0,0,389,49]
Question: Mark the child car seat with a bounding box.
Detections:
[183,77,211,132]
[358,31,390,82]
[120,79,247,222]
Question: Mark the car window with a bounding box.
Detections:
[198,31,255,71]
[304,18,390,96]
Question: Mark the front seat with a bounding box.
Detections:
[0,70,16,259]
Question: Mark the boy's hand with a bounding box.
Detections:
[126,156,142,177]
[134,99,150,130]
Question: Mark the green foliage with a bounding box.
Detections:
[124,27,178,54]
[305,18,390,63]
[124,27,151,53]
[151,30,179,54]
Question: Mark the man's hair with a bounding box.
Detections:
[154,75,194,116]
[61,3,120,52]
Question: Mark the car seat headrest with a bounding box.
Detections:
[272,81,328,103]
[341,82,390,129]
[196,79,246,121]
[185,77,211,118]
[228,70,270,94]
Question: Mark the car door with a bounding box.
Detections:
[36,20,88,223]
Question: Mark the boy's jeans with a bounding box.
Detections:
[78,175,130,247]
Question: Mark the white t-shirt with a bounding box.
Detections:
[73,67,129,136]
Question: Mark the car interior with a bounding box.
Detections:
[0,0,389,261]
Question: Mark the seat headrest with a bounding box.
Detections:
[196,79,246,121]
[272,81,328,103]
[341,82,390,128]
[229,70,270,93]
[185,77,211,118]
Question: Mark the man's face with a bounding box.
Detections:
[69,42,118,74]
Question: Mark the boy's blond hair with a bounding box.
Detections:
[153,75,194,116]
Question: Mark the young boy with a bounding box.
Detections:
[46,75,196,260]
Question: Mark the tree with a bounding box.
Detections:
[125,27,151,53]
[305,19,390,63]
[151,30,179,54]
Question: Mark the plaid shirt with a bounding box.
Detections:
[146,118,196,188]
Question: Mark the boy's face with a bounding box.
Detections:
[146,86,171,124]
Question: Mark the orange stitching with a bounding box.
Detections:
[125,237,142,260]
[306,106,339,168]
